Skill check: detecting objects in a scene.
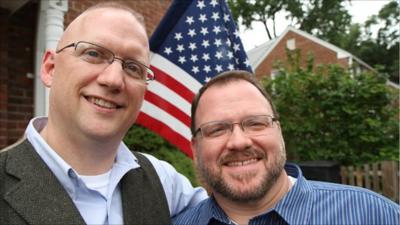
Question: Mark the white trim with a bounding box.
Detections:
[34,0,68,117]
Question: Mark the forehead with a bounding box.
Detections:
[196,80,273,121]
[61,8,149,60]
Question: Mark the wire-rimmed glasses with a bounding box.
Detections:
[56,41,155,82]
[194,115,278,139]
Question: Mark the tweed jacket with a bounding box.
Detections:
[0,139,170,225]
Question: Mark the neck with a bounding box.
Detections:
[215,170,291,225]
[40,122,119,175]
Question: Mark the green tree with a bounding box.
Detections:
[358,1,399,84]
[263,51,399,165]
[123,125,198,186]
[227,0,351,42]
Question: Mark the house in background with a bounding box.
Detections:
[0,0,171,149]
[247,26,375,80]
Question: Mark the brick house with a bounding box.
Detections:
[247,26,375,80]
[0,0,172,149]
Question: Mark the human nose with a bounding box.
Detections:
[225,123,252,150]
[97,60,125,91]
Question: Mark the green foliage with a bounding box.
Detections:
[352,1,400,84]
[227,0,351,42]
[263,51,399,165]
[123,125,199,186]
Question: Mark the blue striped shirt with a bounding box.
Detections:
[173,164,400,225]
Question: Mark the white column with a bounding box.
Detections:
[34,0,68,116]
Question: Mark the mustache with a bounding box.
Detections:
[218,148,266,165]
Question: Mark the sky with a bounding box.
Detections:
[239,0,392,51]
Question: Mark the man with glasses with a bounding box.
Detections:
[0,2,206,225]
[173,70,399,225]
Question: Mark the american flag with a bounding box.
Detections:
[136,0,252,158]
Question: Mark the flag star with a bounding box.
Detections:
[186,16,194,25]
[192,66,199,74]
[234,30,240,38]
[233,43,240,52]
[210,0,218,7]
[235,58,239,64]
[164,47,172,55]
[228,63,235,70]
[202,40,210,48]
[205,76,211,83]
[215,51,223,59]
[190,54,198,62]
[197,0,206,10]
[200,27,209,35]
[245,59,251,67]
[227,51,233,59]
[199,14,207,23]
[178,56,186,64]
[215,64,223,72]
[211,12,220,21]
[204,65,211,73]
[202,53,210,61]
[174,32,183,41]
[188,42,197,51]
[212,26,221,34]
[188,29,196,37]
[223,14,230,22]
[176,44,185,52]
[214,39,222,47]
[226,39,231,46]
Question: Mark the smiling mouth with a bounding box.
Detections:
[225,158,260,167]
[85,96,121,109]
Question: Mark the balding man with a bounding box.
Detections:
[0,2,206,225]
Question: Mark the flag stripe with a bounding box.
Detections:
[144,90,191,127]
[137,112,193,158]
[140,100,192,140]
[146,80,192,116]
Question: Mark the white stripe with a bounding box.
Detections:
[147,81,191,116]
[141,100,192,140]
[150,52,203,93]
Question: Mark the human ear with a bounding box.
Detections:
[40,50,56,87]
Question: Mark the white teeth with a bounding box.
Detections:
[90,97,117,109]
[227,158,258,167]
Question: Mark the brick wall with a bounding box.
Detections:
[255,30,350,79]
[0,3,37,148]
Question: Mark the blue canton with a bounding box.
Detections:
[156,0,252,84]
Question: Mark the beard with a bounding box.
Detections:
[195,143,286,203]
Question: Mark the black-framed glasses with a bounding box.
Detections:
[56,41,155,82]
[194,115,278,139]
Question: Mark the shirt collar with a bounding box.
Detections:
[272,163,314,225]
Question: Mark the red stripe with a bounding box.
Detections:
[136,112,193,159]
[150,65,195,102]
[144,92,191,127]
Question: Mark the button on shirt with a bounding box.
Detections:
[26,117,207,225]
[173,164,400,225]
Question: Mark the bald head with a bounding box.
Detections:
[57,3,148,58]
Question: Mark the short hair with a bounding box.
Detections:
[191,70,279,135]
[84,2,145,27]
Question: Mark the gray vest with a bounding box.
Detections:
[0,139,170,225]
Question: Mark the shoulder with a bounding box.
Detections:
[307,180,400,218]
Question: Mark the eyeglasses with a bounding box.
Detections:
[56,41,155,82]
[194,115,278,139]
